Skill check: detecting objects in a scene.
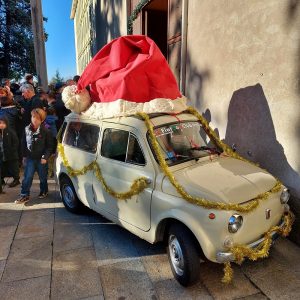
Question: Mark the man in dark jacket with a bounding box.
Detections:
[0,117,5,194]
[20,84,44,127]
[0,115,20,188]
[53,82,70,130]
[15,108,53,204]
[0,128,3,193]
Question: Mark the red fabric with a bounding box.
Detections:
[77,35,181,103]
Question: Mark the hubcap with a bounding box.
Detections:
[62,184,76,208]
[169,234,184,276]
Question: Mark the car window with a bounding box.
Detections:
[126,134,146,165]
[101,128,129,162]
[101,128,146,166]
[64,122,100,153]
[150,121,222,166]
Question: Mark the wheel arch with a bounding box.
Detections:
[58,172,71,184]
[58,172,85,214]
[155,217,205,259]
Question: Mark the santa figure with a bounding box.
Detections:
[62,35,187,118]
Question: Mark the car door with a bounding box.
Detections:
[62,120,101,208]
[92,125,155,231]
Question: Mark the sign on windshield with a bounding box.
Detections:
[152,121,220,165]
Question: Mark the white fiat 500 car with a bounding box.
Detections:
[56,112,291,286]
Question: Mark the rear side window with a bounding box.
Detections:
[101,128,146,165]
[64,122,100,153]
[126,134,146,165]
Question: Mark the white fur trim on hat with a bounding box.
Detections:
[81,96,188,120]
[62,85,91,114]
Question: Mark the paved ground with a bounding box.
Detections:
[0,179,300,300]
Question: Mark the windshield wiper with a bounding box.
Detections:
[190,146,222,155]
[165,153,190,161]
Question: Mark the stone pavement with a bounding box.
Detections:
[0,179,300,300]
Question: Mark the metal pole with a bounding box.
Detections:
[30,0,48,90]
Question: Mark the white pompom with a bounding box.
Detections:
[62,85,91,114]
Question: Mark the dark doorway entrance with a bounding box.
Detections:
[142,0,168,58]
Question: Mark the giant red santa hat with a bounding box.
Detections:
[62,35,187,119]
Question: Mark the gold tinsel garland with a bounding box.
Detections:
[57,107,292,284]
[186,107,250,162]
[136,111,282,213]
[57,143,149,200]
[222,211,294,283]
[93,161,149,199]
[136,109,292,284]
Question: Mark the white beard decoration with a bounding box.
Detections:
[62,85,91,114]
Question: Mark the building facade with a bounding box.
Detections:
[71,0,300,243]
[70,0,128,74]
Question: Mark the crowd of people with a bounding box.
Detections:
[0,74,79,203]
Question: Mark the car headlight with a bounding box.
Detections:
[228,214,243,233]
[280,188,290,204]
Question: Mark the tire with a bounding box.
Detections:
[59,176,84,214]
[167,223,200,286]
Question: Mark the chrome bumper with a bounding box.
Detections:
[216,211,289,263]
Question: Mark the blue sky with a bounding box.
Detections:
[42,0,77,81]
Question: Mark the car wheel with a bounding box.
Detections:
[167,223,200,286]
[60,176,84,214]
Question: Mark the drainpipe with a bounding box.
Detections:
[180,0,188,95]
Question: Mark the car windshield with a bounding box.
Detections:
[150,121,222,166]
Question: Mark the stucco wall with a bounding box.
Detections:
[73,0,128,74]
[92,0,128,53]
[186,0,300,198]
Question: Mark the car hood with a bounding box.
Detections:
[161,156,277,204]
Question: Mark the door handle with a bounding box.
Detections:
[92,185,96,203]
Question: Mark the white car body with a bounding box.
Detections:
[56,112,288,266]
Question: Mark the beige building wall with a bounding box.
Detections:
[186,0,300,199]
[71,0,128,74]
[70,0,300,239]
[73,0,93,74]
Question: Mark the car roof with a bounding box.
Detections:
[65,111,198,131]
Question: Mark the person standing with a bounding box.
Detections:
[0,133,4,194]
[44,97,58,178]
[0,118,5,194]
[20,84,44,127]
[0,115,20,187]
[24,74,35,91]
[72,75,80,84]
[15,108,53,204]
[0,87,19,132]
[66,79,75,86]
[54,82,70,130]
[37,87,49,108]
